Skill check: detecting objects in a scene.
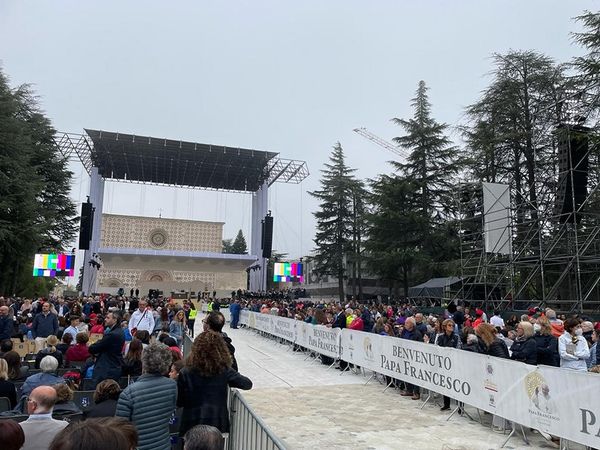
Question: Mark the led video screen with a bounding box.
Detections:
[33,253,75,277]
[273,262,303,283]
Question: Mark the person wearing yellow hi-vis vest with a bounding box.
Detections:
[184,300,197,337]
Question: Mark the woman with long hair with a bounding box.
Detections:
[476,323,509,359]
[169,310,187,346]
[177,331,252,436]
[4,351,28,381]
[122,339,143,377]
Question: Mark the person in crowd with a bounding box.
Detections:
[506,314,519,329]
[436,319,459,411]
[510,322,537,365]
[489,311,505,329]
[88,310,125,388]
[0,358,17,408]
[183,424,225,450]
[32,302,59,352]
[373,317,386,334]
[4,350,29,381]
[414,313,428,336]
[559,317,590,371]
[203,312,238,371]
[0,338,13,358]
[185,300,198,337]
[122,338,143,377]
[49,417,138,450]
[177,331,252,437]
[35,335,64,368]
[121,320,133,342]
[62,315,81,343]
[476,323,509,358]
[20,385,69,450]
[169,360,185,380]
[86,379,122,418]
[582,320,595,345]
[546,309,565,338]
[56,298,70,318]
[128,299,155,336]
[22,355,65,397]
[65,332,91,366]
[229,298,241,329]
[52,383,81,416]
[587,329,598,369]
[348,308,364,331]
[116,343,177,450]
[170,310,187,346]
[534,316,559,367]
[331,306,346,329]
[399,318,423,400]
[0,419,25,450]
[0,305,13,341]
[56,333,73,355]
[135,329,151,348]
[90,316,105,335]
[162,336,183,361]
[462,334,480,352]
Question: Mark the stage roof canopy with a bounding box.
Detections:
[54,129,308,191]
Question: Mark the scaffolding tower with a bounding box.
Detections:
[455,125,600,314]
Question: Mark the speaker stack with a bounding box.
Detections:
[261,214,273,258]
[78,202,94,250]
[554,125,590,223]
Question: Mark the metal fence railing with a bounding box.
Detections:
[228,389,287,450]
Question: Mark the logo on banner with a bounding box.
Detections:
[363,336,374,361]
[484,362,498,394]
[525,372,557,417]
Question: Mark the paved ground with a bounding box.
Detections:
[195,317,578,450]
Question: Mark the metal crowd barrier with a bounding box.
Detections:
[228,389,287,450]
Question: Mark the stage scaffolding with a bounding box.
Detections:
[455,125,600,314]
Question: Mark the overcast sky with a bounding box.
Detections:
[0,1,595,261]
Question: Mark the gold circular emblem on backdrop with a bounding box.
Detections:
[149,229,168,248]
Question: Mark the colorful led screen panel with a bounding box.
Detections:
[33,253,75,277]
[273,262,304,283]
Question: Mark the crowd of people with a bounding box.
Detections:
[239,298,600,396]
[0,294,253,450]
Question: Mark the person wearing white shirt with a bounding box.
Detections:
[63,316,80,344]
[128,300,155,335]
[490,312,505,329]
[559,317,590,371]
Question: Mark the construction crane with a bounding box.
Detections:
[353,127,409,161]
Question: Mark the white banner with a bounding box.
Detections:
[295,322,341,359]
[340,329,600,448]
[270,316,297,342]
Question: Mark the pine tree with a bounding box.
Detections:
[230,229,248,254]
[392,80,461,220]
[0,69,77,295]
[310,142,357,302]
[222,239,233,253]
[365,175,428,297]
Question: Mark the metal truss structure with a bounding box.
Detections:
[454,127,600,314]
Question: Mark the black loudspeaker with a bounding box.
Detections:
[262,215,273,258]
[555,125,589,223]
[78,202,93,250]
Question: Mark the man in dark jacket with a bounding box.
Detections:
[32,302,59,351]
[0,305,13,341]
[89,310,124,388]
[436,319,459,411]
[399,318,424,400]
[204,312,238,371]
[332,306,346,329]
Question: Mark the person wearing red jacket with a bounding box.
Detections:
[65,332,91,366]
[348,309,364,331]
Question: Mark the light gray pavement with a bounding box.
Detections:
[195,316,577,450]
